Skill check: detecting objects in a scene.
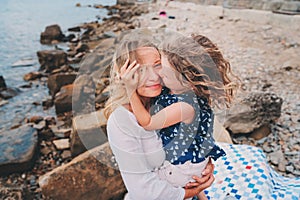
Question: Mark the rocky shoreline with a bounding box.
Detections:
[0,1,299,199]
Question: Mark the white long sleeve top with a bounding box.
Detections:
[107,106,185,200]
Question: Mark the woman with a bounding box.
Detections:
[104,37,215,200]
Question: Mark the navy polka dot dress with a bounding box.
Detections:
[151,88,226,165]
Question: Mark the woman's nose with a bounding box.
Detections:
[148,67,160,81]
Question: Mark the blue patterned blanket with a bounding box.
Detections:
[204,143,300,200]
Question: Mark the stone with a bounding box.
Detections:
[0,125,38,175]
[54,84,73,114]
[23,72,43,81]
[0,87,19,100]
[53,139,70,150]
[224,93,282,134]
[40,24,65,44]
[268,150,285,166]
[39,142,126,200]
[249,124,271,140]
[61,150,71,160]
[68,26,81,32]
[47,73,77,96]
[29,116,44,124]
[0,75,7,90]
[95,91,109,104]
[0,187,23,200]
[37,50,67,73]
[71,109,107,157]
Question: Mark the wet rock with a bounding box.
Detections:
[40,24,65,44]
[37,50,67,73]
[47,73,77,97]
[0,100,9,107]
[224,93,282,134]
[54,84,73,114]
[75,42,90,53]
[71,109,107,157]
[0,87,20,100]
[33,120,46,131]
[68,26,81,32]
[53,139,70,150]
[23,72,44,81]
[0,75,7,90]
[39,142,126,200]
[29,116,44,124]
[0,125,38,175]
[50,126,72,138]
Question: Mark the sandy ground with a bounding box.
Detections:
[137,0,300,176]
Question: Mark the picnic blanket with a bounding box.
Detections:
[204,143,300,200]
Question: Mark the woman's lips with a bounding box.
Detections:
[146,84,161,89]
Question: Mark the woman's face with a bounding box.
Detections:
[135,47,162,98]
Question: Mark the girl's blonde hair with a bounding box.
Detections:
[160,34,238,108]
[104,38,158,119]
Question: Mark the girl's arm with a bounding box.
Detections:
[130,91,195,131]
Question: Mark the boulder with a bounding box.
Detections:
[37,50,67,73]
[39,142,126,200]
[213,117,233,144]
[40,24,65,44]
[47,73,77,96]
[71,109,107,157]
[0,125,38,175]
[54,84,73,114]
[224,93,282,135]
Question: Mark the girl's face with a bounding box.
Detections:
[135,47,162,98]
[159,53,190,94]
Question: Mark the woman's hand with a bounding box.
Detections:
[119,59,140,98]
[185,158,215,189]
[184,173,215,199]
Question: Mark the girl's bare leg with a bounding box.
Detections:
[197,191,208,200]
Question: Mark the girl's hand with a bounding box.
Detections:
[184,158,215,188]
[119,59,140,98]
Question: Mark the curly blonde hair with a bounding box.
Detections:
[160,34,238,108]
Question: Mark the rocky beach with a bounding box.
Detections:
[0,0,299,199]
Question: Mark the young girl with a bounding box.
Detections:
[121,34,236,200]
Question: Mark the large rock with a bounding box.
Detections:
[71,109,107,157]
[213,117,233,144]
[37,50,67,72]
[0,125,38,175]
[0,75,7,90]
[39,142,126,200]
[54,84,73,114]
[47,73,77,97]
[40,24,65,44]
[224,93,282,135]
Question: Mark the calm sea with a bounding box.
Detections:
[0,0,116,131]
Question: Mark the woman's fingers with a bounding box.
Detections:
[120,59,130,75]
